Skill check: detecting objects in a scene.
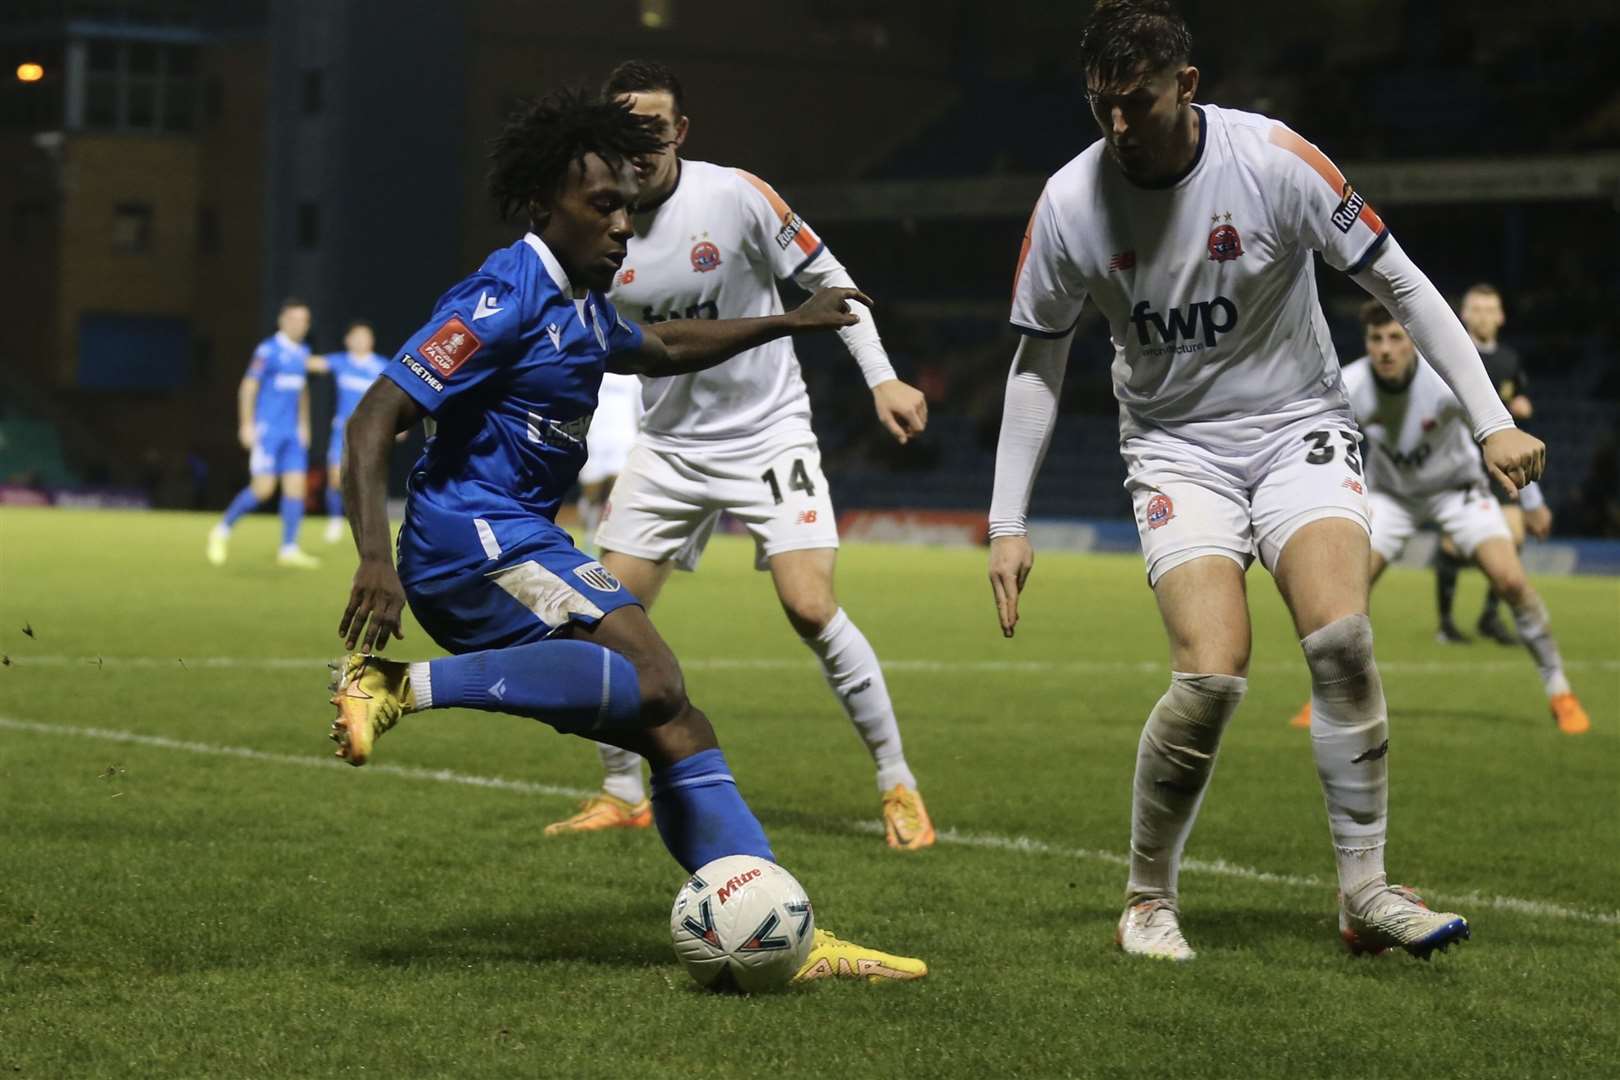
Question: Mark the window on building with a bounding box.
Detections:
[112,202,152,253]
[74,40,200,134]
[296,202,319,250]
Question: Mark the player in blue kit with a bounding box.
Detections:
[207,298,322,568]
[325,89,925,983]
[307,320,387,543]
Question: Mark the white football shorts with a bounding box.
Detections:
[1369,484,1510,563]
[595,433,839,571]
[1123,407,1371,587]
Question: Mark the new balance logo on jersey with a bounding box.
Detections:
[1131,296,1239,352]
[1332,183,1367,234]
[471,291,503,321]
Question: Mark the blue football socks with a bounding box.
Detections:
[422,641,641,734]
[651,749,775,872]
[278,495,304,548]
[221,485,260,528]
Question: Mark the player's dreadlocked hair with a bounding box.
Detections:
[602,59,685,117]
[487,88,665,223]
[1077,0,1194,90]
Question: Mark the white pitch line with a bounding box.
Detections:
[2,715,1614,929]
[8,654,1620,675]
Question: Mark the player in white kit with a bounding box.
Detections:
[986,0,1545,960]
[1285,302,1589,735]
[575,371,642,549]
[543,61,937,849]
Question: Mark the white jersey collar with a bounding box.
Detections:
[523,232,574,297]
[274,331,300,350]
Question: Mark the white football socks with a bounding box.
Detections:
[595,741,646,804]
[1303,614,1389,905]
[1126,672,1247,905]
[1510,593,1572,698]
[802,608,915,792]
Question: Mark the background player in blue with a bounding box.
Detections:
[326,90,926,983]
[307,320,387,543]
[206,298,322,568]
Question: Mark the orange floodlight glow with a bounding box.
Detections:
[16,63,45,83]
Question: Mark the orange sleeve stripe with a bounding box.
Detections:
[1267,126,1385,233]
[735,168,820,255]
[1011,200,1039,299]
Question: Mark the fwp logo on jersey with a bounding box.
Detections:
[419,316,482,377]
[1131,296,1239,352]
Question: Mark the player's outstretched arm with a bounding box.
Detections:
[338,379,423,653]
[1352,238,1544,493]
[611,287,870,377]
[986,332,1071,638]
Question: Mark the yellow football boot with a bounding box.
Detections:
[1288,700,1312,729]
[328,653,415,766]
[543,793,653,836]
[881,784,936,850]
[1550,692,1590,735]
[794,929,927,983]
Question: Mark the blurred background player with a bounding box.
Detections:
[206,298,321,568]
[575,370,642,550]
[1291,303,1588,734]
[986,0,1544,961]
[543,61,937,850]
[328,89,923,982]
[307,320,387,543]
[1434,283,1548,644]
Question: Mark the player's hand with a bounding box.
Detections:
[1524,504,1553,540]
[988,534,1034,639]
[788,287,872,333]
[238,423,255,451]
[340,556,407,653]
[298,426,311,448]
[873,380,928,444]
[1481,428,1545,498]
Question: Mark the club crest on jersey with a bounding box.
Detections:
[419,316,482,377]
[573,562,622,593]
[1207,223,1243,262]
[690,240,722,273]
[1146,493,1175,530]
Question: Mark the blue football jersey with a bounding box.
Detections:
[382,232,644,582]
[246,333,311,434]
[327,351,388,423]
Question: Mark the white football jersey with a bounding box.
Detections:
[610,160,832,452]
[1342,356,1487,498]
[1012,104,1390,448]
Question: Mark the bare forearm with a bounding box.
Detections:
[342,387,418,562]
[636,313,799,375]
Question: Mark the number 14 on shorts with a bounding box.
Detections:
[762,459,817,505]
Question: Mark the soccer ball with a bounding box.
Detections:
[670,855,814,993]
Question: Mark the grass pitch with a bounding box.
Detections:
[1,507,1616,1078]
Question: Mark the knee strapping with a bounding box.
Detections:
[1301,614,1379,708]
[1145,672,1248,767]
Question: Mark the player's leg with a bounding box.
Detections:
[1472,537,1589,734]
[1433,536,1470,643]
[1477,502,1525,645]
[575,477,612,549]
[1259,432,1467,958]
[207,449,279,564]
[275,464,318,567]
[769,545,933,850]
[324,445,346,543]
[548,441,708,831]
[1115,439,1256,960]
